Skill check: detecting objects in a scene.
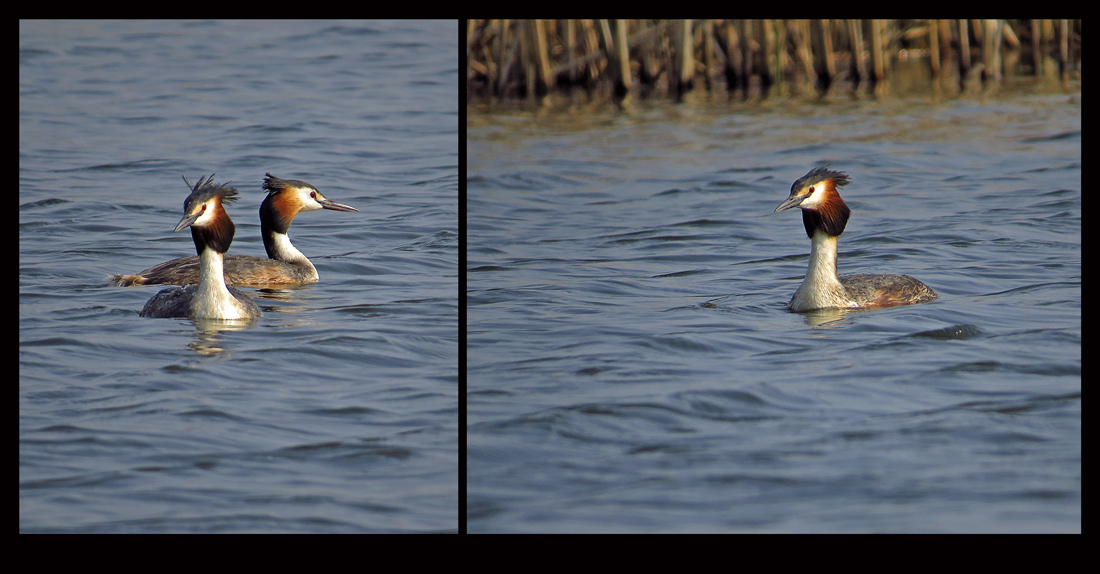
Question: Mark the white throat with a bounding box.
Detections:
[271,231,312,266]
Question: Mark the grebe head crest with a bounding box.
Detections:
[176,174,238,255]
[774,166,852,238]
[261,172,359,232]
[263,173,318,197]
[790,166,850,194]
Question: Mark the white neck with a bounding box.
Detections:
[192,248,250,319]
[270,231,316,269]
[789,229,856,311]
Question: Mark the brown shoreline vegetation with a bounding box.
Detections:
[466,19,1081,103]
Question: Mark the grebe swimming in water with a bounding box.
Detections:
[774,166,938,312]
[139,175,262,320]
[111,173,358,288]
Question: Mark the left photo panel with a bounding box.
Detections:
[20,19,459,533]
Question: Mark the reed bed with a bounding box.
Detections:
[467,19,1080,102]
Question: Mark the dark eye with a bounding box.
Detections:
[808,186,815,193]
[310,191,317,199]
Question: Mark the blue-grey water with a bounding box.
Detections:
[20,20,457,533]
[467,94,1080,532]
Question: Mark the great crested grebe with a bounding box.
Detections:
[111,173,358,288]
[774,166,938,312]
[139,175,262,320]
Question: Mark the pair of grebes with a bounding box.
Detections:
[111,173,358,320]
